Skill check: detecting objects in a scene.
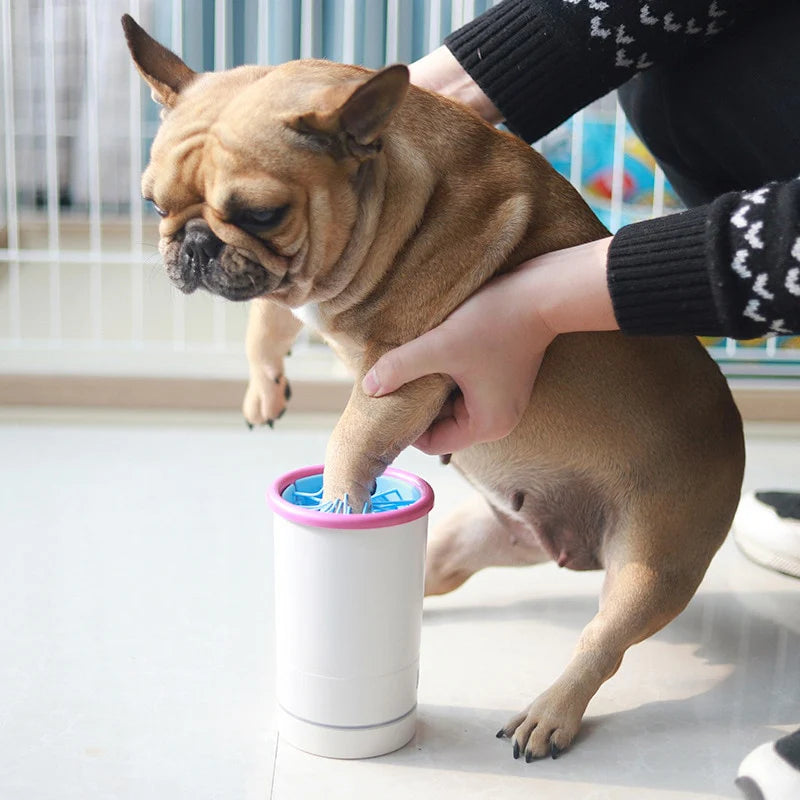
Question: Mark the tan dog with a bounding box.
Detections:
[123,15,745,761]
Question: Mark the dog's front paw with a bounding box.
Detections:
[496,687,585,762]
[242,373,291,428]
[320,474,378,516]
[318,494,372,514]
[321,486,372,515]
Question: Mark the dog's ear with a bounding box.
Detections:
[290,64,410,158]
[338,64,410,145]
[122,14,196,109]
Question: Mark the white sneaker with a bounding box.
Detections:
[732,492,800,579]
[736,728,800,800]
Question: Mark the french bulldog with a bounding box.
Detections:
[123,14,745,761]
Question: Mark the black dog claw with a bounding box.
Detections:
[525,750,533,764]
[550,742,563,760]
[512,741,520,760]
[495,729,506,739]
[245,421,253,430]
[266,419,274,429]
[284,380,292,401]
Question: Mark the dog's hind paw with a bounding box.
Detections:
[500,688,584,762]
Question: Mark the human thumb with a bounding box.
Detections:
[362,334,443,397]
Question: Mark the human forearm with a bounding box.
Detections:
[523,237,618,336]
[608,178,800,339]
[360,237,617,454]
[409,45,503,124]
[440,0,759,143]
[534,178,800,341]
[607,208,718,335]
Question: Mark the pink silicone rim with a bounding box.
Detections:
[267,464,434,530]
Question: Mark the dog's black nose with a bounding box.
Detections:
[181,222,223,273]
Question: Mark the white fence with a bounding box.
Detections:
[1,0,798,387]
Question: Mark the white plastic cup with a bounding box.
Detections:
[267,464,434,759]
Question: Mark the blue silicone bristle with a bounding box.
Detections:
[291,487,324,507]
[370,489,414,512]
[282,474,419,515]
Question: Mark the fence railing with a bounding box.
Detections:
[1,0,798,385]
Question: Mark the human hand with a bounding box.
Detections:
[362,266,554,455]
[361,238,616,455]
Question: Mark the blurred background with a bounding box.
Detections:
[1,0,798,415]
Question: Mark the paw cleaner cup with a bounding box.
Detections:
[267,465,434,759]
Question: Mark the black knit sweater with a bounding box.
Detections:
[445,0,800,339]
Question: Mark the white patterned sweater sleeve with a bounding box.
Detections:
[445,0,760,143]
[712,179,800,337]
[560,0,745,73]
[607,177,800,338]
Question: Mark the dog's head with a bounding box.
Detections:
[122,15,409,304]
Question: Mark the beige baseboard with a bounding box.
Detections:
[728,385,800,422]
[0,374,798,422]
[0,374,351,414]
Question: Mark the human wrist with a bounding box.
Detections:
[522,237,618,336]
[409,46,503,124]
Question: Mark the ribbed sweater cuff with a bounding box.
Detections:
[444,0,592,143]
[607,208,722,336]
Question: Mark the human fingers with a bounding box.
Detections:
[412,394,477,455]
[416,349,544,453]
[362,329,450,397]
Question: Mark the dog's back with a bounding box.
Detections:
[385,85,745,575]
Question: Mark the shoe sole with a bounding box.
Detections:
[732,493,800,579]
[735,775,766,800]
[733,528,800,579]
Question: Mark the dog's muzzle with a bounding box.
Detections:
[179,220,221,294]
[171,218,283,301]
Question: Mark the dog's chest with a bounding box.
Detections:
[292,302,364,369]
[292,302,322,330]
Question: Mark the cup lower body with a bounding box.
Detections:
[277,704,417,759]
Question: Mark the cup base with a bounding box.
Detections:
[277,705,417,759]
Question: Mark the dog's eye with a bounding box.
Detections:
[237,205,289,231]
[146,198,168,218]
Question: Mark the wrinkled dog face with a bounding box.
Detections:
[140,64,358,305]
[149,162,294,303]
[123,15,409,305]
[141,67,306,303]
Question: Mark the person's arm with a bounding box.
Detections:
[362,237,616,455]
[409,46,503,124]
[363,177,800,454]
[609,177,800,338]
[418,0,759,139]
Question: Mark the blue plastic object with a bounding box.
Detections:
[281,473,420,514]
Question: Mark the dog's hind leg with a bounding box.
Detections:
[498,520,712,761]
[425,492,550,596]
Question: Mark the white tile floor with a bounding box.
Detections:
[1,408,798,800]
